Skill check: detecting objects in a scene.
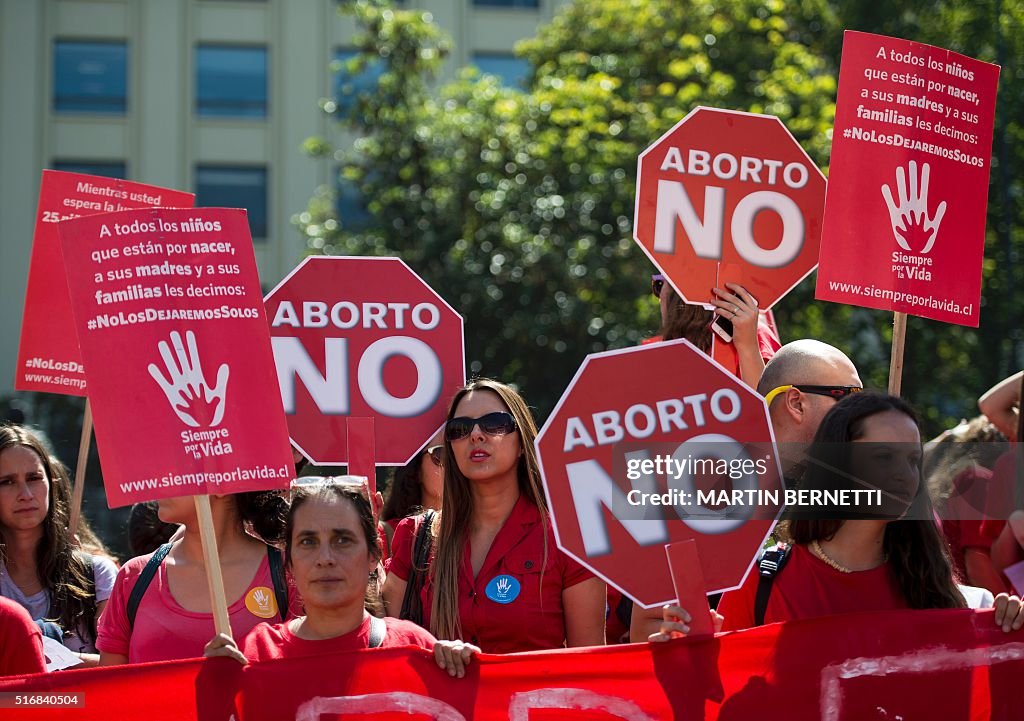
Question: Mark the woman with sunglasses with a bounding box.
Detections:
[381,432,444,556]
[650,392,1024,639]
[650,274,779,388]
[383,379,607,652]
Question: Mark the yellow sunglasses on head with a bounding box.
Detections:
[764,384,864,406]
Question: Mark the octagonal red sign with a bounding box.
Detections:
[634,106,826,309]
[535,340,783,608]
[264,256,465,466]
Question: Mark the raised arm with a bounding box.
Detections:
[979,371,1022,441]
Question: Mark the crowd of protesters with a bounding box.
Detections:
[2,278,1023,678]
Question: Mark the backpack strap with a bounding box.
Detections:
[399,511,435,625]
[266,545,289,623]
[367,615,386,649]
[128,543,173,629]
[754,543,791,627]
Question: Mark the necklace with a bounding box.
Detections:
[811,540,852,573]
[811,540,888,573]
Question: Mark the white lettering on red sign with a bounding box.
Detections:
[566,435,756,557]
[294,689,657,721]
[653,147,808,268]
[562,389,740,452]
[272,336,442,418]
[271,301,441,331]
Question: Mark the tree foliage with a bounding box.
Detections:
[296,0,1022,433]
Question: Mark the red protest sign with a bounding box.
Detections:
[634,107,825,310]
[815,32,1000,327]
[264,257,465,466]
[535,340,782,608]
[57,208,293,507]
[15,171,194,396]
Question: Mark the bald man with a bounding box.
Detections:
[628,339,863,641]
[758,339,863,479]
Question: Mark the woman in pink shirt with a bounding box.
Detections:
[98,490,295,664]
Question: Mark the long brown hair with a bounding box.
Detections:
[780,393,965,610]
[923,415,1007,513]
[0,425,100,643]
[660,285,713,350]
[429,379,548,640]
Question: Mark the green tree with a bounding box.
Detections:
[297,0,836,419]
[778,1,1024,432]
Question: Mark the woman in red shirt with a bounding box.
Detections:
[651,392,1024,638]
[383,379,606,652]
[206,481,478,677]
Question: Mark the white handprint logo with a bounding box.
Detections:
[881,160,947,255]
[495,578,512,596]
[246,586,277,618]
[147,330,229,428]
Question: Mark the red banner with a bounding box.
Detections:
[56,208,293,507]
[816,32,1000,327]
[1,609,1021,719]
[15,171,194,396]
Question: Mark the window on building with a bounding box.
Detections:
[471,53,531,88]
[53,40,128,114]
[196,45,268,118]
[195,165,268,240]
[333,50,384,116]
[473,0,540,8]
[51,160,127,180]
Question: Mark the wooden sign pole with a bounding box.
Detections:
[194,495,233,638]
[68,400,93,537]
[888,312,908,396]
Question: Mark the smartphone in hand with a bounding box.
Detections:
[710,314,734,343]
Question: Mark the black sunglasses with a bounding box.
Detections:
[445,412,518,441]
[795,384,864,400]
[651,274,665,298]
[426,445,443,466]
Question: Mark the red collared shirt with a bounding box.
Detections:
[389,495,594,653]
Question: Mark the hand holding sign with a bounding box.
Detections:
[148,330,230,428]
[881,160,947,255]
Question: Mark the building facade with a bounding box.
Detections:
[0,0,564,395]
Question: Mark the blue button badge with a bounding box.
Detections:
[485,574,521,604]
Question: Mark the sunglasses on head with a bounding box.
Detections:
[445,412,518,441]
[763,384,864,406]
[290,475,368,495]
[651,274,665,299]
[426,445,443,466]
